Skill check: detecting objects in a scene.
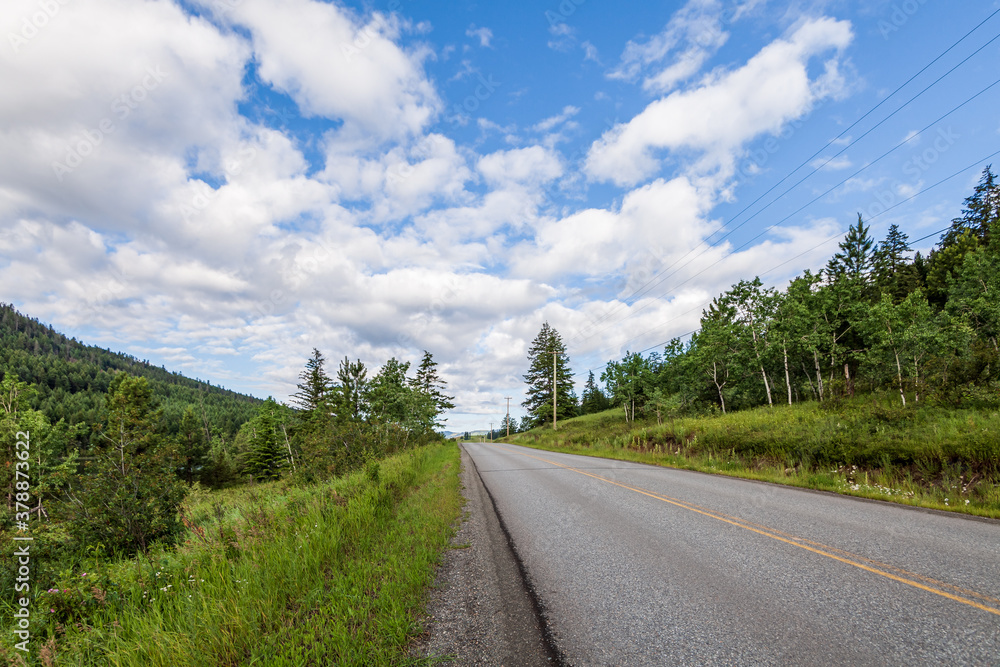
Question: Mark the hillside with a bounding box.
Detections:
[0,303,261,446]
[503,400,1000,519]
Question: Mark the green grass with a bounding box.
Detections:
[3,442,462,666]
[504,398,1000,519]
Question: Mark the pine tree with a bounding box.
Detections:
[942,166,999,247]
[522,322,576,427]
[580,370,610,415]
[873,224,916,300]
[176,406,209,485]
[243,398,284,481]
[291,348,331,413]
[333,357,367,422]
[65,374,186,556]
[827,213,875,285]
[410,351,455,417]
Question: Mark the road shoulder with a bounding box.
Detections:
[409,444,557,666]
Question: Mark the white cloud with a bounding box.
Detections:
[477,146,563,187]
[810,155,852,170]
[533,106,581,134]
[219,0,440,142]
[466,24,494,48]
[0,0,249,231]
[586,17,853,186]
[610,0,730,94]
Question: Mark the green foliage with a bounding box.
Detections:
[585,172,1000,421]
[941,165,999,248]
[332,356,368,423]
[63,375,187,558]
[0,303,261,450]
[16,443,463,666]
[175,406,209,485]
[410,350,455,421]
[580,370,611,415]
[240,398,290,481]
[522,322,576,427]
[291,348,333,413]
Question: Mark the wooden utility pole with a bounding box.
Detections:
[552,351,558,431]
[505,396,512,436]
[489,422,494,442]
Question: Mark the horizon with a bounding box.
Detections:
[3,0,999,432]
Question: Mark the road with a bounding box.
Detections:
[462,441,1000,666]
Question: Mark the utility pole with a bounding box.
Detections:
[552,351,558,431]
[505,396,512,437]
[489,422,493,442]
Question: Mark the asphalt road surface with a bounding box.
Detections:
[462,441,1000,666]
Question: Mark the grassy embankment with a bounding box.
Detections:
[501,397,1000,519]
[2,442,462,666]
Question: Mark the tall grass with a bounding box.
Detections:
[506,397,1000,518]
[2,443,462,666]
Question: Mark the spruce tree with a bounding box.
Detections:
[942,166,999,247]
[522,322,576,427]
[580,370,610,414]
[66,374,185,556]
[332,357,367,422]
[873,224,915,300]
[291,348,332,413]
[410,350,455,416]
[827,213,875,285]
[176,406,209,485]
[243,398,284,481]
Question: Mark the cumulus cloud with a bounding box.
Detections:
[218,0,440,142]
[0,0,871,431]
[587,17,853,186]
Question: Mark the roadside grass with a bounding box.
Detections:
[4,442,462,666]
[503,398,1000,519]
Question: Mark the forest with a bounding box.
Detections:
[516,167,999,427]
[0,309,453,609]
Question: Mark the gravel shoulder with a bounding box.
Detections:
[409,444,558,666]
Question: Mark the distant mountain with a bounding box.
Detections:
[0,303,261,446]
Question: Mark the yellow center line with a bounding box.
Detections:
[489,443,1000,618]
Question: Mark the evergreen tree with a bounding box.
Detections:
[522,322,576,427]
[500,414,518,436]
[65,374,186,556]
[242,398,285,481]
[942,166,999,247]
[176,406,209,485]
[333,357,367,422]
[410,351,455,419]
[291,348,332,413]
[580,370,610,414]
[827,214,875,285]
[873,224,917,300]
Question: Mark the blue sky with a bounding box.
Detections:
[1,0,999,431]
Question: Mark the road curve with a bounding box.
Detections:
[462,441,1000,666]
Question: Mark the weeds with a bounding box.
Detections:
[2,443,462,666]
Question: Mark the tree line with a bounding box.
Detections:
[520,167,1000,424]
[2,317,454,594]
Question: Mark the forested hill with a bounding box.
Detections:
[0,303,261,443]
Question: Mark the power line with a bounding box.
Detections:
[573,149,1000,379]
[569,10,1000,345]
[574,74,1000,348]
